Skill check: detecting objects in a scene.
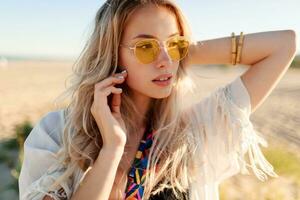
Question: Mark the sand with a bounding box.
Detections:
[1,60,299,152]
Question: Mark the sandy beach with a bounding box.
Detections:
[1,61,299,150]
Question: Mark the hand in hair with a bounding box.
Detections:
[90,70,128,150]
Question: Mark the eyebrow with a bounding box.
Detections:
[132,32,179,40]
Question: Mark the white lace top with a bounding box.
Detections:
[18,76,278,200]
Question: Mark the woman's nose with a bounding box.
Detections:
[157,45,172,64]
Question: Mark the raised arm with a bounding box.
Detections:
[185,30,297,113]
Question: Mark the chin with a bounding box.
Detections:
[151,91,172,99]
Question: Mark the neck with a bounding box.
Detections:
[131,91,152,129]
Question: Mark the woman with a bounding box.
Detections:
[18,0,297,200]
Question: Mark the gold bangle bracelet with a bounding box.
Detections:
[236,32,244,64]
[231,32,237,65]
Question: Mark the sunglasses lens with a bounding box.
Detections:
[167,36,189,61]
[134,36,189,64]
[135,40,159,64]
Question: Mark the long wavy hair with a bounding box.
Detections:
[51,0,199,199]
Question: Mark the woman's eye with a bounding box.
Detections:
[138,43,152,49]
[168,42,178,48]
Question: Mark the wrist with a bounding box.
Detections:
[101,145,125,155]
[96,146,124,164]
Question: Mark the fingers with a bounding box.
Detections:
[111,92,121,114]
[91,85,123,117]
[95,70,128,90]
[91,70,127,117]
[101,86,123,96]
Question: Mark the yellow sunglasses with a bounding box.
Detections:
[119,35,190,64]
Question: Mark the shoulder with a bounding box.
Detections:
[19,109,72,199]
[24,109,67,152]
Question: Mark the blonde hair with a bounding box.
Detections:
[51,0,199,199]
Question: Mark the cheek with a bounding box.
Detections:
[126,72,150,89]
[119,52,151,89]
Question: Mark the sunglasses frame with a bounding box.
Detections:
[119,35,190,64]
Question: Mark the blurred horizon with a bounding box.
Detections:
[0,0,299,60]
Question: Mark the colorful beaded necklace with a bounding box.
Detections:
[123,124,157,200]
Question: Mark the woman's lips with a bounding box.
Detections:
[152,77,172,87]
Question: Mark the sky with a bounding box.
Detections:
[0,0,299,59]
